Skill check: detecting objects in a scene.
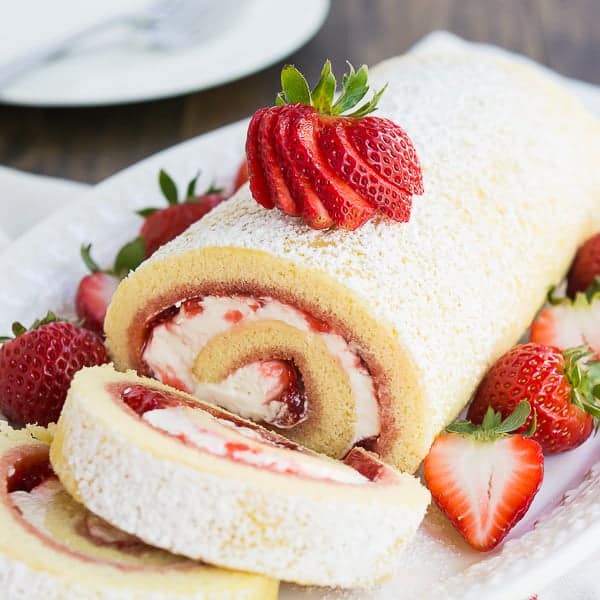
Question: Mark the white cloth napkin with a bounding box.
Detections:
[0,166,88,248]
[0,30,598,600]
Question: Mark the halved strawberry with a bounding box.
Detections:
[75,243,143,336]
[424,401,543,551]
[246,108,274,209]
[318,119,413,221]
[275,106,333,229]
[75,272,119,336]
[244,59,424,230]
[258,109,299,215]
[530,284,600,356]
[567,233,600,297]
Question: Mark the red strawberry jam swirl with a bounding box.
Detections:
[140,294,380,446]
[110,382,385,484]
[113,382,308,453]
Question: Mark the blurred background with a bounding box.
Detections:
[0,0,598,184]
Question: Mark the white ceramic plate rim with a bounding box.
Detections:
[0,0,330,107]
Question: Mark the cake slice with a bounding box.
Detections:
[0,422,277,599]
[50,364,430,588]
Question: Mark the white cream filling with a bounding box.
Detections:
[143,295,380,446]
[10,477,140,547]
[144,406,368,484]
[10,477,61,537]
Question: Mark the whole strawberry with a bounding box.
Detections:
[0,312,109,426]
[567,232,600,297]
[424,401,543,551]
[467,343,600,454]
[139,170,225,257]
[246,60,424,231]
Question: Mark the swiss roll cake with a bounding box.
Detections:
[50,365,429,588]
[105,45,600,472]
[0,422,277,600]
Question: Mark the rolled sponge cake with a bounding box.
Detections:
[50,365,429,588]
[0,422,277,600]
[105,44,600,473]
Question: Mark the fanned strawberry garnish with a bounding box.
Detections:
[346,117,424,195]
[246,108,274,209]
[286,109,375,230]
[318,119,413,221]
[258,109,299,215]
[245,59,424,230]
[275,105,333,229]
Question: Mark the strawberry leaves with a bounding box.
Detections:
[277,65,312,106]
[138,169,218,218]
[564,346,600,420]
[311,60,336,114]
[81,240,145,281]
[113,238,146,278]
[0,311,61,342]
[276,60,387,118]
[159,169,179,205]
[447,400,532,441]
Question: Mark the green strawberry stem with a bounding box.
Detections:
[0,311,61,342]
[547,276,600,306]
[446,400,535,441]
[159,169,179,205]
[139,169,222,216]
[563,346,600,419]
[80,244,102,274]
[80,239,145,280]
[275,60,387,118]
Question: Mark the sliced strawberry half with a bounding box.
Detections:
[75,272,119,336]
[346,116,424,195]
[285,110,375,230]
[246,108,273,209]
[530,285,600,356]
[258,108,300,215]
[423,402,543,552]
[318,119,413,222]
[75,243,143,336]
[275,106,333,229]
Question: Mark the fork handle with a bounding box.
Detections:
[0,14,133,89]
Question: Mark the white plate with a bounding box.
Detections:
[0,0,329,107]
[2,69,600,600]
[2,117,600,600]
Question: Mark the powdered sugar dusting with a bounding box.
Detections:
[149,46,600,438]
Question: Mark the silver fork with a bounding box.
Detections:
[0,0,242,88]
